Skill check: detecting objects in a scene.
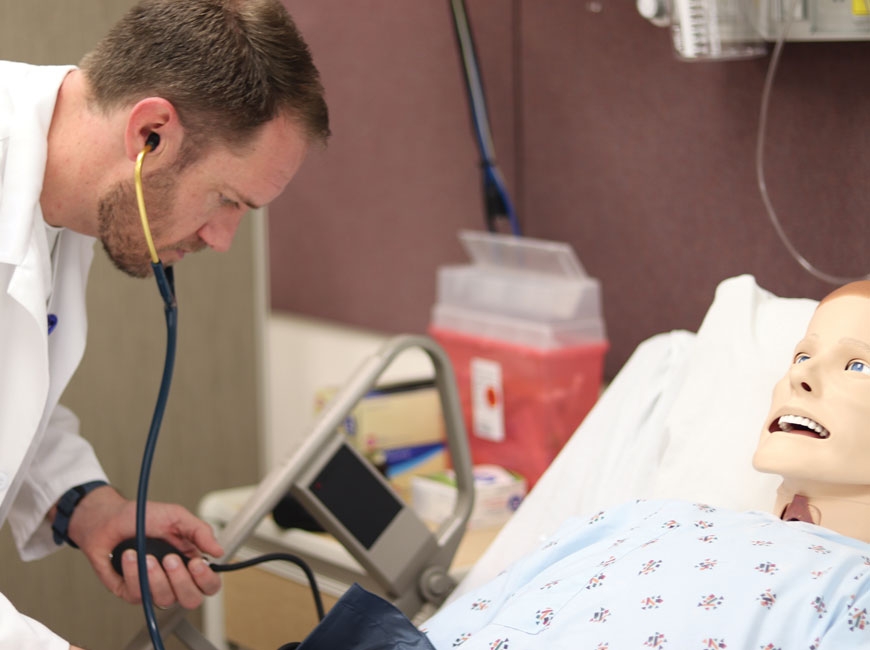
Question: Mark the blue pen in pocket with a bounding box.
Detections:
[47,314,57,335]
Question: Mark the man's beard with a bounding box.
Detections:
[97,167,180,278]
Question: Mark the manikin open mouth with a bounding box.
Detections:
[769,415,831,439]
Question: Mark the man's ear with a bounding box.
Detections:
[123,97,184,164]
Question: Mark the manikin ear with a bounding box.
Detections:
[123,97,185,165]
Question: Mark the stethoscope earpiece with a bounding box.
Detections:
[145,132,160,152]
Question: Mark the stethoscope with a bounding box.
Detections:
[132,131,180,650]
[130,134,324,650]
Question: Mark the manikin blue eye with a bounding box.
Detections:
[794,353,810,364]
[846,360,870,375]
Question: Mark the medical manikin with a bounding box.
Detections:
[753,279,870,541]
[415,282,870,649]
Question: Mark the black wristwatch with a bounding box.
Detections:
[51,480,109,548]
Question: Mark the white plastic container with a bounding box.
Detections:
[411,465,527,530]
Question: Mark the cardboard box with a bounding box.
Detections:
[314,380,447,502]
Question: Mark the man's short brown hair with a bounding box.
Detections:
[80,0,329,156]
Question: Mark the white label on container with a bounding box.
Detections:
[470,357,504,442]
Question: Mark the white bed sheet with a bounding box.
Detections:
[449,274,819,601]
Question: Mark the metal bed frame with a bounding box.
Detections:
[124,335,475,650]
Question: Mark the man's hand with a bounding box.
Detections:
[64,485,224,609]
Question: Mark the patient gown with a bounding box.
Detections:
[421,499,870,649]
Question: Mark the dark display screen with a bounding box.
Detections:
[308,444,403,549]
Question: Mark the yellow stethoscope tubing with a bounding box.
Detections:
[134,143,161,265]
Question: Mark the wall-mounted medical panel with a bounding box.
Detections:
[639,0,870,61]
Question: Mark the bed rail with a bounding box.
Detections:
[125,334,474,650]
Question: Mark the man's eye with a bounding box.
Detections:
[846,359,870,375]
[219,195,241,210]
[794,353,810,364]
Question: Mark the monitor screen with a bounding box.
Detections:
[308,444,403,549]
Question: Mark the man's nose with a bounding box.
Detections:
[198,211,244,253]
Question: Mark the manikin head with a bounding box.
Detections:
[753,280,870,541]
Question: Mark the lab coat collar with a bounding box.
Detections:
[0,62,74,267]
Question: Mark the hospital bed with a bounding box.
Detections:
[126,274,819,648]
[446,273,819,601]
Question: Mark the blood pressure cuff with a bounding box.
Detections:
[293,583,436,650]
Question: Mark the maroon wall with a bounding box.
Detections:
[272,1,870,379]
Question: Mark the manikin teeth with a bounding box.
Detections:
[778,415,830,439]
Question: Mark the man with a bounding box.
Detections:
[0,1,329,648]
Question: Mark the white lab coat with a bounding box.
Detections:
[0,61,108,649]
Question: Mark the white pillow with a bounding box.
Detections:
[649,275,818,513]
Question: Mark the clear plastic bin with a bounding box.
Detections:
[437,230,605,331]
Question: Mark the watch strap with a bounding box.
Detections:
[51,480,109,548]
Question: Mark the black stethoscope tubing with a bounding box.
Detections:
[137,262,177,650]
